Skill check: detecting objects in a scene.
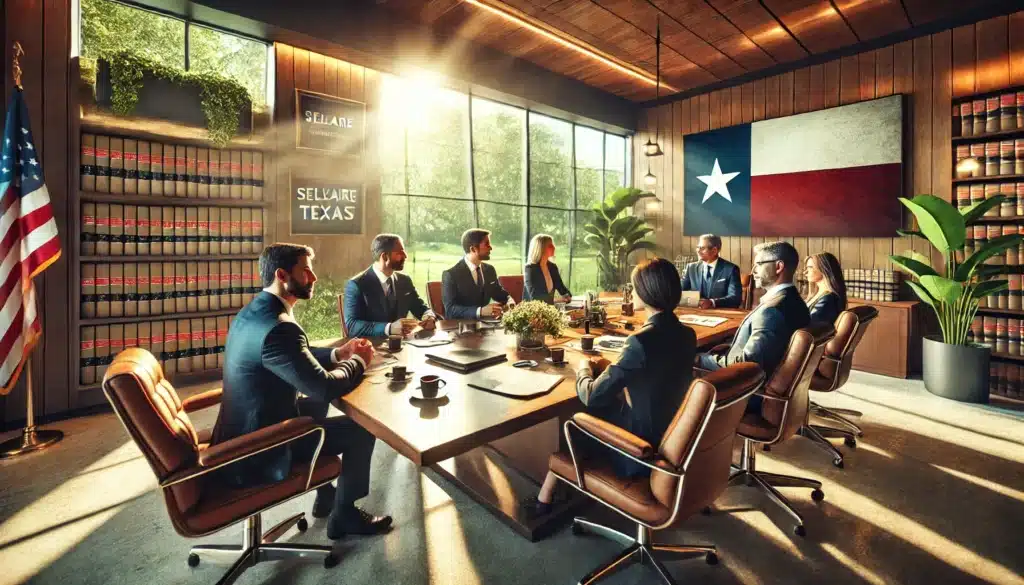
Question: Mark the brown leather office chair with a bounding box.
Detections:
[801,305,879,465]
[730,323,835,536]
[102,348,342,584]
[426,280,445,319]
[336,293,349,338]
[498,274,524,304]
[549,363,765,585]
[740,273,753,310]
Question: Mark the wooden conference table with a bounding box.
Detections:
[314,300,745,541]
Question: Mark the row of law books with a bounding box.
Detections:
[989,362,1024,400]
[953,92,1024,137]
[81,134,265,199]
[955,183,1023,216]
[959,225,1024,309]
[81,204,267,256]
[80,317,233,385]
[81,260,261,319]
[843,269,901,302]
[954,141,1024,178]
[970,316,1024,355]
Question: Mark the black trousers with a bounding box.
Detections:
[291,398,377,511]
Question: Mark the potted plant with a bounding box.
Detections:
[501,300,565,350]
[583,187,659,291]
[94,51,253,146]
[890,194,1024,402]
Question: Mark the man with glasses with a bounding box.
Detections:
[680,234,742,308]
[695,241,809,384]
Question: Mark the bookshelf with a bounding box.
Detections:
[71,106,276,405]
[952,84,1024,403]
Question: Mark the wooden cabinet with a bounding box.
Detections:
[847,299,923,378]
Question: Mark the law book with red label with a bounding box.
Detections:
[186,146,198,198]
[1001,93,1017,131]
[174,261,188,314]
[110,263,124,318]
[124,205,138,256]
[186,207,199,256]
[174,207,187,256]
[175,145,188,197]
[241,151,253,200]
[230,151,243,199]
[149,262,163,316]
[959,102,973,137]
[125,263,138,317]
[81,134,96,191]
[208,150,221,198]
[124,139,138,194]
[197,148,209,198]
[138,262,151,317]
[80,326,96,385]
[197,261,210,313]
[219,260,232,308]
[162,262,176,314]
[95,325,111,382]
[95,135,111,192]
[109,137,124,194]
[81,263,97,319]
[137,141,151,195]
[82,202,97,256]
[253,153,264,200]
[109,204,124,256]
[163,320,177,377]
[198,207,210,255]
[163,146,176,195]
[186,261,199,313]
[208,260,221,311]
[150,143,164,196]
[177,319,192,374]
[204,317,218,370]
[191,318,205,371]
[217,316,229,369]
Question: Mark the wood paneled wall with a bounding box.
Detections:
[273,43,382,284]
[634,12,1024,279]
[1,0,73,427]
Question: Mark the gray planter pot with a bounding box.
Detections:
[921,335,990,403]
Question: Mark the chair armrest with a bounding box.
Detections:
[708,344,730,355]
[181,389,223,413]
[160,417,323,488]
[572,412,653,459]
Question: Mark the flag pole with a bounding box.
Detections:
[0,42,64,458]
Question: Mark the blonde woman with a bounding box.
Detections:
[523,233,571,304]
[804,252,847,324]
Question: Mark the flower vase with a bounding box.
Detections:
[516,330,546,350]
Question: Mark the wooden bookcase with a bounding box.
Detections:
[951,83,1024,405]
[69,107,276,409]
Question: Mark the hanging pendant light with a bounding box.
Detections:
[644,16,664,158]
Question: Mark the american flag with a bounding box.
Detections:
[0,88,61,395]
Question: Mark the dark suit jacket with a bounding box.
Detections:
[210,292,365,486]
[576,311,698,477]
[523,262,571,304]
[344,267,431,337]
[441,259,510,320]
[680,258,742,308]
[808,291,843,325]
[716,285,810,378]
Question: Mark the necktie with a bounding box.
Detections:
[705,265,713,297]
[385,276,396,304]
[476,266,484,290]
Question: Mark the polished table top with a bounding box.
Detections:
[313,303,746,467]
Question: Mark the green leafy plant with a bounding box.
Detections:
[890,194,1024,346]
[583,187,659,291]
[501,300,565,338]
[103,51,251,146]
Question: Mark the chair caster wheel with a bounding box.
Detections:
[571,521,583,536]
[705,552,718,565]
[844,437,857,448]
[794,525,806,537]
[324,553,339,569]
[297,518,308,532]
[833,458,844,469]
[187,553,200,568]
[811,488,825,502]
[701,506,712,516]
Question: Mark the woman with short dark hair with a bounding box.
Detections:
[524,258,698,517]
[804,252,847,324]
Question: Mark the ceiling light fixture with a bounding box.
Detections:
[644,15,664,157]
[462,0,675,91]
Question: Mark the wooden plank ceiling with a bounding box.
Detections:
[382,0,1007,101]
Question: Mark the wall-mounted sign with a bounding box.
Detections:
[290,174,364,235]
[295,89,366,155]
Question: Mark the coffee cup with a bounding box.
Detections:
[621,303,634,316]
[388,335,403,351]
[391,365,407,381]
[580,334,595,351]
[420,374,445,398]
[549,347,565,363]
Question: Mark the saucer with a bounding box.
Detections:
[545,357,568,365]
[409,383,449,401]
[385,371,414,380]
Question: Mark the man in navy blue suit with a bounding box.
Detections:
[344,234,437,338]
[680,233,743,309]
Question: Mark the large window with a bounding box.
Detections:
[79,0,269,105]
[380,74,630,295]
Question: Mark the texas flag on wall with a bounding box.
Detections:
[683,95,903,237]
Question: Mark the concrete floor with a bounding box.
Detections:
[1,371,1022,585]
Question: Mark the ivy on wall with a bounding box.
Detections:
[103,51,251,146]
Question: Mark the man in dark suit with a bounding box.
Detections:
[441,228,513,320]
[344,234,437,338]
[210,243,392,540]
[681,233,743,309]
[695,241,810,382]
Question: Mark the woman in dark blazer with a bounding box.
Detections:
[523,234,571,304]
[525,258,698,516]
[804,252,847,325]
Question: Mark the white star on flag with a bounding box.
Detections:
[21,128,28,134]
[697,158,741,203]
[29,158,37,166]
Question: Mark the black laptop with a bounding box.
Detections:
[424,347,508,372]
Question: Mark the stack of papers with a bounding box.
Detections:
[679,314,728,327]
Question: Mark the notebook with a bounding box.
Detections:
[424,347,508,372]
[465,367,564,399]
[678,291,701,308]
